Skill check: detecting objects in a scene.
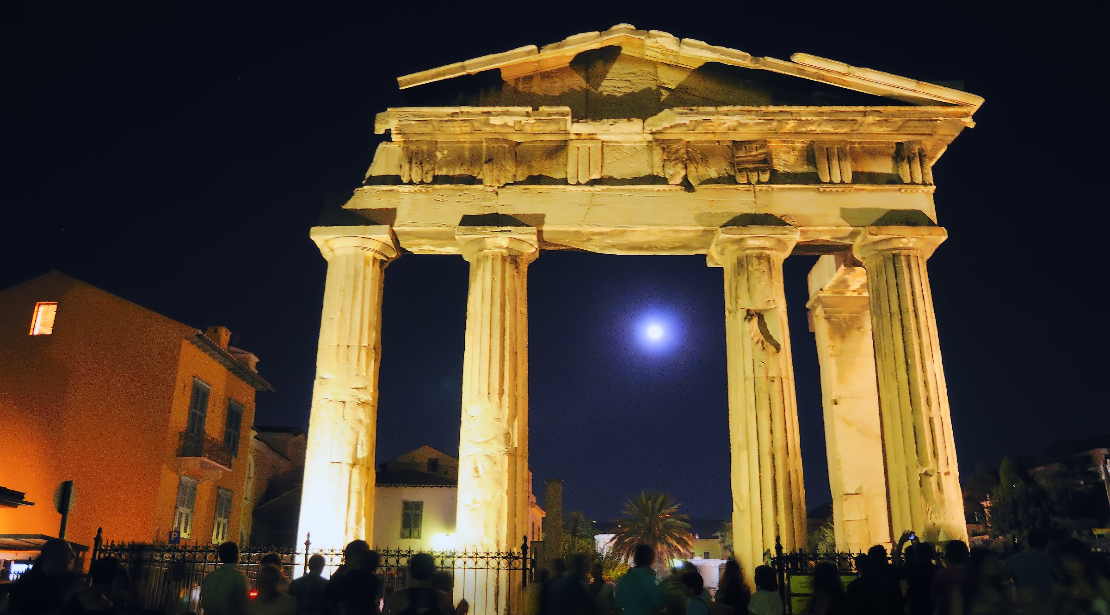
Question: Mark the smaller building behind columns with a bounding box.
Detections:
[807,255,891,552]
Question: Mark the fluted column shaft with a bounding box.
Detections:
[711,226,806,585]
[455,228,537,615]
[853,226,966,543]
[297,226,398,551]
[806,257,891,551]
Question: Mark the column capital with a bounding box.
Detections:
[456,227,540,263]
[310,226,399,262]
[852,226,947,263]
[708,225,799,267]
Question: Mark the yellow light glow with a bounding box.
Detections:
[30,302,57,336]
[431,532,456,551]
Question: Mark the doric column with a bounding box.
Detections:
[852,226,967,543]
[454,227,537,615]
[296,226,398,552]
[710,225,806,584]
[806,255,891,552]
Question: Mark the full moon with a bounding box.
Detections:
[646,324,664,340]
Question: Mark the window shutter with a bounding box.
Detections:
[224,400,243,455]
[186,380,210,436]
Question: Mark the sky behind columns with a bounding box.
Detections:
[1,2,1105,522]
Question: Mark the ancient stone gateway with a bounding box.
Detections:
[297,24,981,606]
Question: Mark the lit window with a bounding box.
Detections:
[30,302,57,335]
[173,475,199,539]
[401,501,423,539]
[212,487,233,543]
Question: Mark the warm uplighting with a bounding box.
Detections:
[30,302,57,335]
[431,532,456,551]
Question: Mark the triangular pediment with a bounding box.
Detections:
[398,24,982,118]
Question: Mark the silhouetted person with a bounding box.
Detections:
[555,555,595,615]
[289,554,328,615]
[713,560,748,615]
[330,545,380,615]
[1001,530,1051,615]
[931,540,969,615]
[326,541,369,614]
[541,559,566,615]
[614,545,663,615]
[588,563,615,615]
[430,571,465,615]
[526,569,551,615]
[901,543,937,615]
[846,555,898,615]
[62,556,121,615]
[746,566,782,615]
[963,548,1007,615]
[1053,539,1110,613]
[866,545,901,604]
[201,542,248,615]
[7,539,80,615]
[261,553,284,567]
[249,564,296,615]
[681,572,710,615]
[804,562,847,615]
[386,553,453,615]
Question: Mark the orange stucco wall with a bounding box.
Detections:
[0,272,258,549]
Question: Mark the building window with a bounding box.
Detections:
[401,501,423,539]
[173,475,199,539]
[703,551,710,559]
[212,487,233,544]
[225,400,243,456]
[427,458,439,472]
[29,302,57,335]
[186,379,210,437]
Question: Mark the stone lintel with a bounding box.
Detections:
[853,226,948,261]
[310,225,400,262]
[347,185,934,256]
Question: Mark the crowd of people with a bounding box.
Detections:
[1,533,1109,615]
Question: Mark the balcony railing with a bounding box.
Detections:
[177,431,232,470]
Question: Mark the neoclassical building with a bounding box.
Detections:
[296,24,980,600]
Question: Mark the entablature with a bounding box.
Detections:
[342,183,938,256]
[368,106,967,190]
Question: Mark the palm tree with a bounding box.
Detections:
[609,491,693,570]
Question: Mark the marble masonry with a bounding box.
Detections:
[296,24,980,605]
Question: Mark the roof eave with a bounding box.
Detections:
[188,334,274,392]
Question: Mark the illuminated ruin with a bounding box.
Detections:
[296,25,981,605]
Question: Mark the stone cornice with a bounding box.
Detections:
[375,106,973,142]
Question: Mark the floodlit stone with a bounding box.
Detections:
[304,28,982,609]
[710,225,806,586]
[297,227,398,551]
[454,228,538,615]
[853,227,967,543]
[807,256,891,552]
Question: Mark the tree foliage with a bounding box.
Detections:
[609,491,693,570]
[562,510,598,560]
[989,457,1050,543]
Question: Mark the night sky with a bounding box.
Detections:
[3,3,1105,523]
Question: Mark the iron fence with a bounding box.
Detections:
[90,529,534,615]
